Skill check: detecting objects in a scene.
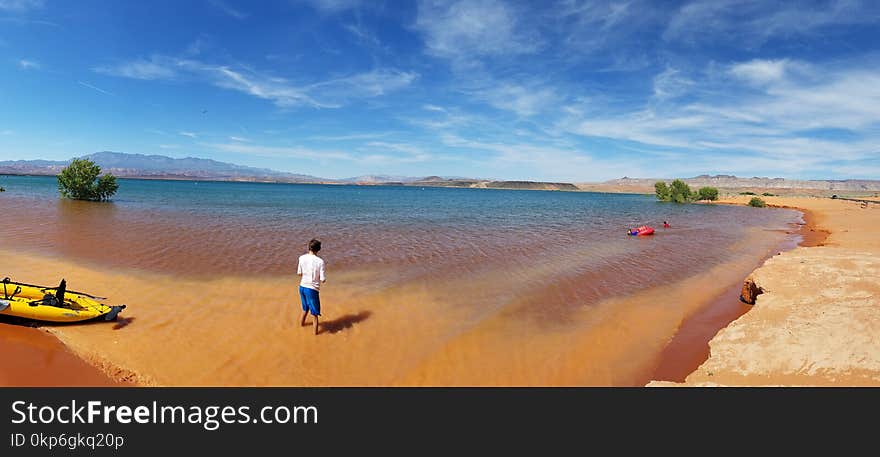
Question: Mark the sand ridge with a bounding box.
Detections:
[649,196,880,386]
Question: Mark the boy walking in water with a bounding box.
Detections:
[298,239,326,335]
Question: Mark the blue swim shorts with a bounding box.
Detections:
[299,286,321,316]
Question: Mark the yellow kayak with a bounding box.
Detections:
[0,278,125,323]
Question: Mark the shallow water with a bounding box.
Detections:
[0,175,801,385]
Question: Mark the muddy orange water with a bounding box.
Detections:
[0,176,802,385]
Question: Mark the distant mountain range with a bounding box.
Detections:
[6,152,872,193]
[0,152,324,183]
[0,152,576,190]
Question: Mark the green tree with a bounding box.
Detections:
[654,181,671,201]
[748,197,767,207]
[57,158,119,201]
[697,186,719,201]
[670,179,693,203]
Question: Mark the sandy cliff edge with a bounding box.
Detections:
[649,196,880,386]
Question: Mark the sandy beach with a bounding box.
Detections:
[650,196,880,386]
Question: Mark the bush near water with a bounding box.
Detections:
[57,158,119,201]
[748,197,767,207]
[654,179,718,203]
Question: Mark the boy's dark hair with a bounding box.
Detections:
[309,239,322,253]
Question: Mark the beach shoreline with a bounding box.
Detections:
[648,196,880,386]
[648,203,827,382]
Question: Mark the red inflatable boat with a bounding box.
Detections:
[628,226,655,236]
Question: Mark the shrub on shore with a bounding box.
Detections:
[739,191,756,195]
[697,186,719,201]
[762,192,775,196]
[57,158,119,201]
[748,197,767,207]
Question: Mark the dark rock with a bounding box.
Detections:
[740,278,764,305]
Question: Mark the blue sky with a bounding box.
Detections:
[1,0,879,181]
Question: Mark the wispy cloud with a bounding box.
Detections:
[179,131,198,138]
[296,0,363,14]
[96,55,418,109]
[94,56,178,80]
[207,0,248,19]
[415,0,541,63]
[664,0,880,46]
[652,67,693,100]
[0,0,44,12]
[0,129,13,135]
[17,58,39,70]
[560,59,880,176]
[77,81,114,96]
[729,58,800,85]
[478,82,559,117]
[309,132,391,141]
[229,136,251,142]
[158,144,180,149]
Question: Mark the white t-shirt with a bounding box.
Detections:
[297,253,326,291]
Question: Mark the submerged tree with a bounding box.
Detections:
[669,179,693,203]
[654,181,671,201]
[57,158,119,201]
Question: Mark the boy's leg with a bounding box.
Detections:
[312,291,321,335]
[299,286,310,326]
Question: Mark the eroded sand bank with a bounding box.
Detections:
[650,197,880,386]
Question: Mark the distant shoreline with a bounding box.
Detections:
[0,172,581,192]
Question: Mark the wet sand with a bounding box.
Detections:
[649,196,880,386]
[0,320,125,386]
[0,226,796,387]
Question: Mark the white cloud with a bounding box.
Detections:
[17,59,39,70]
[311,68,418,98]
[97,55,417,109]
[0,0,44,12]
[207,0,248,19]
[179,131,198,138]
[297,0,362,13]
[652,67,693,100]
[229,136,251,142]
[415,0,540,61]
[94,56,178,80]
[309,132,391,141]
[480,83,558,117]
[664,0,880,46]
[562,60,880,170]
[729,59,791,84]
[158,144,180,149]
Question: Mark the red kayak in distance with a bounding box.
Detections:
[628,226,655,236]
